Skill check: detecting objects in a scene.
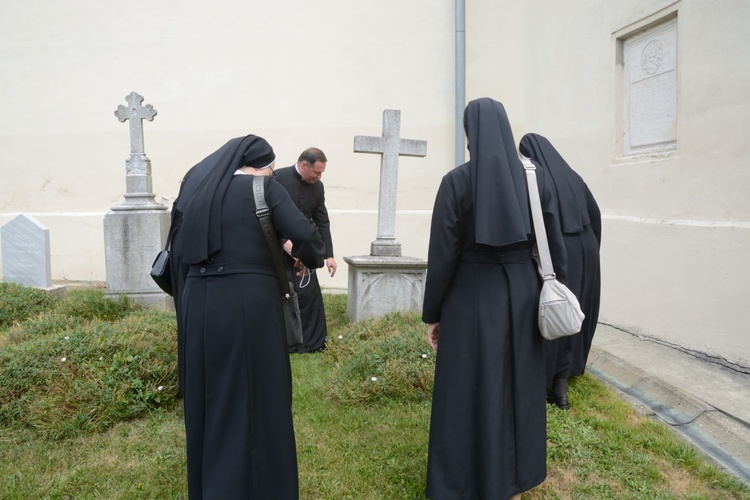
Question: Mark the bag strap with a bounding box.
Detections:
[163,211,178,252]
[252,176,294,300]
[520,154,556,280]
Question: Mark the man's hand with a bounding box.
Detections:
[427,323,439,351]
[326,257,337,277]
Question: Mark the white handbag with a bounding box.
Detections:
[520,154,585,341]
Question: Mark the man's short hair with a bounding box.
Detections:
[298,147,327,165]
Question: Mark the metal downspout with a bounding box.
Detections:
[455,0,466,167]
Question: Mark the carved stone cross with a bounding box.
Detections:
[354,109,428,257]
[115,92,156,157]
[113,92,163,210]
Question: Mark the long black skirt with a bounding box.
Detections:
[182,271,298,499]
[427,256,547,499]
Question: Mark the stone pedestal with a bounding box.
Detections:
[103,209,173,310]
[344,255,427,323]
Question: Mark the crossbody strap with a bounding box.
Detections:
[163,210,179,252]
[252,176,294,299]
[520,154,555,280]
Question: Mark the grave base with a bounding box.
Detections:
[344,255,427,323]
[103,208,171,310]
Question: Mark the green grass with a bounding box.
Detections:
[0,288,179,440]
[0,286,748,498]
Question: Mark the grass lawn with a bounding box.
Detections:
[1,285,748,498]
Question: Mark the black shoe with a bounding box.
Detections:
[546,393,570,410]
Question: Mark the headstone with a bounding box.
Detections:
[113,92,163,209]
[104,92,171,309]
[345,109,428,322]
[1,214,62,292]
[354,109,427,257]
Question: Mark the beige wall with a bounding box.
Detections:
[515,0,750,366]
[1,1,747,366]
[0,0,455,289]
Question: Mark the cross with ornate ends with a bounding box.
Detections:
[113,92,163,210]
[354,109,427,257]
[115,92,156,157]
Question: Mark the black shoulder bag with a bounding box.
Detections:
[252,176,304,347]
[150,219,176,296]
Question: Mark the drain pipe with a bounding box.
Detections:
[455,0,466,167]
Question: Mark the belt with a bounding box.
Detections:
[187,262,276,278]
[461,248,533,264]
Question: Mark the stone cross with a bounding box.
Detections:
[354,109,427,257]
[113,92,163,210]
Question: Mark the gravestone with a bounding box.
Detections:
[1,214,64,292]
[345,109,428,322]
[104,92,172,309]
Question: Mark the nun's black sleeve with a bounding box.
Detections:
[266,178,326,270]
[422,175,462,324]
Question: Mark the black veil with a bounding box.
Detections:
[464,98,530,247]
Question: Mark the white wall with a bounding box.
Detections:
[0,0,455,289]
[516,0,750,366]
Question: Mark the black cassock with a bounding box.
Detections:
[423,163,567,499]
[179,175,324,499]
[274,165,334,352]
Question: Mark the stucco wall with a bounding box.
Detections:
[516,0,750,366]
[0,0,455,289]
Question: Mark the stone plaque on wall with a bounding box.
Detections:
[623,18,678,155]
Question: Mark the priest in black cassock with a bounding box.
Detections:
[172,135,325,499]
[423,98,568,499]
[274,148,336,353]
[520,133,602,410]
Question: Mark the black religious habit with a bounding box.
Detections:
[168,136,254,394]
[172,135,325,499]
[520,133,602,381]
[423,98,568,499]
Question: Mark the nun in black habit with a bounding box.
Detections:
[423,98,568,499]
[172,134,325,499]
[168,138,249,395]
[519,133,602,408]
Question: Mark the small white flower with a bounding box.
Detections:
[421,353,428,358]
[371,377,378,382]
[338,335,343,340]
[64,336,70,340]
[99,357,103,361]
[60,357,67,362]
[157,386,164,391]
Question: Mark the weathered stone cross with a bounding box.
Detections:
[354,109,427,257]
[113,92,163,210]
[116,92,156,157]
